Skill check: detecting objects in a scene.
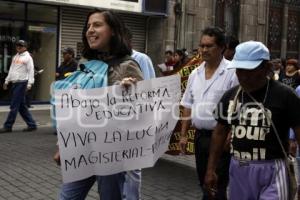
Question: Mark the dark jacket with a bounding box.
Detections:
[56,58,78,80]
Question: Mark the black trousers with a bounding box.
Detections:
[194,129,230,200]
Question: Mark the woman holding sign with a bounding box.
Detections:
[53,10,143,200]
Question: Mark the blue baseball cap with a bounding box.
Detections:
[227,41,270,70]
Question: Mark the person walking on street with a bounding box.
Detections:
[53,9,143,200]
[205,41,300,200]
[0,40,37,133]
[179,27,238,200]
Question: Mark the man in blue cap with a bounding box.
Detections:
[204,41,300,199]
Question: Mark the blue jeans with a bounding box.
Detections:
[59,171,141,200]
[123,170,141,200]
[4,82,36,129]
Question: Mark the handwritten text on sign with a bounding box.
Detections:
[55,75,180,183]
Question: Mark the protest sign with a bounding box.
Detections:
[166,54,202,155]
[54,75,180,183]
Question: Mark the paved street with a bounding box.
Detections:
[0,107,202,200]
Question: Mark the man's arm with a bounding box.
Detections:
[179,107,191,154]
[204,122,230,193]
[178,71,195,153]
[4,56,15,89]
[27,56,35,89]
[145,56,156,79]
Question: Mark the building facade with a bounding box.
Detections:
[0,0,167,103]
[0,0,299,103]
[167,0,300,60]
[0,1,58,103]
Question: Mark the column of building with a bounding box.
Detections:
[239,0,268,43]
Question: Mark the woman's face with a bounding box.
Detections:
[174,53,182,63]
[165,53,173,63]
[285,64,297,73]
[86,12,114,51]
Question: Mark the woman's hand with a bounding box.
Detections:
[120,77,137,89]
[53,149,61,166]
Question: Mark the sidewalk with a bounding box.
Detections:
[0,105,200,199]
[0,104,196,169]
[0,105,52,129]
[0,105,51,112]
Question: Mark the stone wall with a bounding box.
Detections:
[146,0,270,71]
[239,0,268,43]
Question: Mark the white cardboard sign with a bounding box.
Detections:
[54,75,180,183]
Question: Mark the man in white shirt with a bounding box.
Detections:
[179,27,238,200]
[0,40,37,133]
[125,26,156,80]
[132,49,156,80]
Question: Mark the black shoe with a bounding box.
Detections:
[0,128,12,133]
[22,127,37,132]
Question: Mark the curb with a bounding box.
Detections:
[0,104,51,112]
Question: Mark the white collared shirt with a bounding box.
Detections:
[181,58,238,130]
[132,49,156,80]
[5,51,35,86]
